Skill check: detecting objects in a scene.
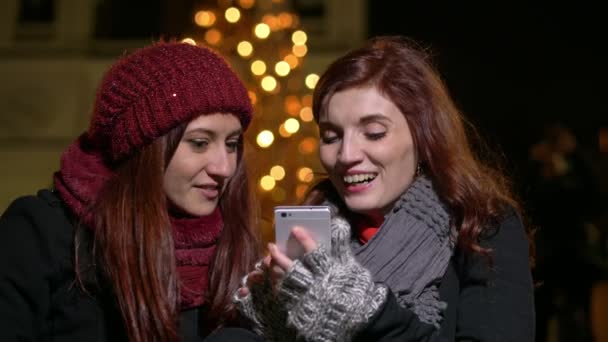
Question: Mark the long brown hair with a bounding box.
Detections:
[310,36,531,258]
[91,122,260,341]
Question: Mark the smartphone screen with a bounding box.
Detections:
[274,205,331,259]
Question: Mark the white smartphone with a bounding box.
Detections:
[274,205,332,259]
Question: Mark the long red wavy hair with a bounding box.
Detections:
[308,36,532,259]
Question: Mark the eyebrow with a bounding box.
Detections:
[359,113,392,124]
[318,113,391,128]
[184,127,243,137]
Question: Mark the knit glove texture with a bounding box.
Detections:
[234,268,297,341]
[277,217,388,342]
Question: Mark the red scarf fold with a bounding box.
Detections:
[54,135,222,310]
[171,209,223,309]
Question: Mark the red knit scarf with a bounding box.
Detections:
[171,209,222,309]
[54,134,222,310]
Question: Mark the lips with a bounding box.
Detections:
[195,184,220,199]
[342,172,377,193]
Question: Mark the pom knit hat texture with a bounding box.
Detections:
[88,41,253,162]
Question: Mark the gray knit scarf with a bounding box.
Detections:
[327,175,457,328]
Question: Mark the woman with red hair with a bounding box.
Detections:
[237,36,535,341]
[0,41,262,341]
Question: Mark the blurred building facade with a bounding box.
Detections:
[0,0,366,210]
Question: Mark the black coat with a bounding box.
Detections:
[355,211,536,341]
[0,190,534,341]
[0,190,223,342]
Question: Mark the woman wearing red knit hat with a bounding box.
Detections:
[0,41,263,341]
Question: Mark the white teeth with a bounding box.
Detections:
[343,173,376,184]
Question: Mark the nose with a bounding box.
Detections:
[337,133,363,166]
[206,146,236,179]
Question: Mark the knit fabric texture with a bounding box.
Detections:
[171,207,223,309]
[235,215,388,342]
[348,175,457,328]
[88,41,253,163]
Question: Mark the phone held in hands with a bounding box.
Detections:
[273,205,332,260]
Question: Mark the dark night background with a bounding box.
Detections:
[369,2,606,188]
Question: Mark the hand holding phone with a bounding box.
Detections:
[274,206,331,260]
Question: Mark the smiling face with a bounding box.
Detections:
[163,113,242,217]
[318,86,417,218]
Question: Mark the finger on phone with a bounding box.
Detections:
[268,242,293,270]
[291,226,318,253]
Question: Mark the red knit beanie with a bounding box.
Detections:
[88,41,252,162]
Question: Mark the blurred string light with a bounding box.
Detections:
[305,73,319,89]
[275,61,290,76]
[299,106,313,122]
[181,37,197,45]
[187,1,322,215]
[291,30,307,45]
[238,0,255,9]
[225,7,241,23]
[254,23,270,39]
[205,29,222,45]
[261,75,277,92]
[260,175,276,191]
[237,40,253,57]
[297,167,314,183]
[195,11,216,27]
[284,118,300,133]
[270,165,286,180]
[256,130,274,147]
[292,44,307,57]
[251,60,266,75]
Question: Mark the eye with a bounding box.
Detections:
[188,139,209,150]
[321,130,339,144]
[226,139,240,152]
[365,132,386,141]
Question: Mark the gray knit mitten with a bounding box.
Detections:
[234,271,297,341]
[277,217,388,342]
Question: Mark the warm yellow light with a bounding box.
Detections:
[298,137,317,154]
[262,15,280,31]
[195,11,216,27]
[296,184,309,198]
[275,61,290,77]
[248,91,257,105]
[291,30,307,45]
[237,41,253,57]
[260,176,276,191]
[254,23,271,39]
[299,106,314,122]
[284,95,301,116]
[238,0,255,9]
[250,60,266,75]
[278,12,293,28]
[305,73,320,89]
[204,29,222,45]
[256,130,274,148]
[181,38,197,46]
[270,165,286,180]
[292,44,307,57]
[261,76,277,92]
[272,187,286,202]
[225,7,241,23]
[297,167,314,183]
[283,54,299,69]
[301,94,313,107]
[279,124,291,138]
[284,118,300,134]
